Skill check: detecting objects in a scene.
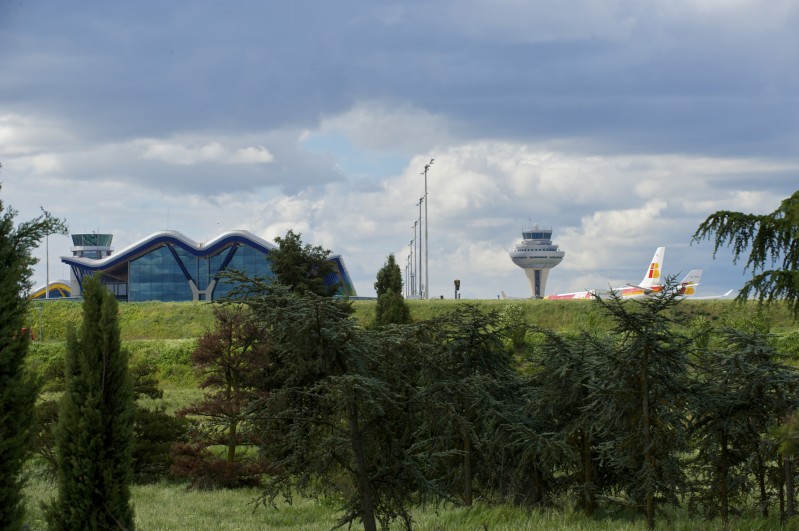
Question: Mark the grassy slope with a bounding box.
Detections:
[26,297,799,342]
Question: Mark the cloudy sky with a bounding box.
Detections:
[2,1,797,299]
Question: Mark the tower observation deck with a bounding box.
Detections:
[509,225,565,298]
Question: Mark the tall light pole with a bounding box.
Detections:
[417,196,424,298]
[45,233,50,299]
[421,158,434,299]
[406,253,411,298]
[411,219,422,293]
[409,239,415,296]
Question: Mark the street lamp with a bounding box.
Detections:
[421,158,434,299]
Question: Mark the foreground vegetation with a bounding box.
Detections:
[18,294,799,530]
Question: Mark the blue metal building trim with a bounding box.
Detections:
[62,232,274,272]
[213,244,240,280]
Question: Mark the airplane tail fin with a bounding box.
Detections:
[677,269,702,296]
[639,247,666,289]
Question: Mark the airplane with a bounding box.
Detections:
[544,247,666,300]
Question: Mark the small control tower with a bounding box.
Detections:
[68,233,114,296]
[509,225,565,298]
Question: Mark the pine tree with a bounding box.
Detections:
[374,254,410,326]
[693,190,799,314]
[0,179,66,530]
[46,276,135,530]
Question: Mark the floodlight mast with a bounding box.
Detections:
[421,158,434,299]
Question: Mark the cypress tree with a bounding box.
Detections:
[46,276,135,530]
[0,179,66,530]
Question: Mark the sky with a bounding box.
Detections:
[2,0,797,300]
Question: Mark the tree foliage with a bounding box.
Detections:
[270,229,339,296]
[529,329,612,515]
[174,305,271,488]
[374,253,403,296]
[45,276,135,530]
[586,285,692,529]
[693,190,799,314]
[374,254,410,326]
[416,306,539,506]
[689,327,799,524]
[241,284,436,531]
[0,180,67,530]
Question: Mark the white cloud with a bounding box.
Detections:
[136,139,275,166]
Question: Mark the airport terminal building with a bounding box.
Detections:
[59,230,356,302]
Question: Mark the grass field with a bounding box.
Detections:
[26,297,799,341]
[23,475,791,530]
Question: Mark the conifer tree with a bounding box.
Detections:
[530,329,613,515]
[586,285,692,530]
[46,276,135,530]
[243,285,434,531]
[270,229,339,296]
[0,179,66,530]
[172,305,271,487]
[689,327,799,525]
[416,305,521,506]
[374,254,410,326]
[693,190,799,314]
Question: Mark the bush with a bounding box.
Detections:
[133,407,192,483]
[169,443,266,489]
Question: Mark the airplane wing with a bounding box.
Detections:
[544,290,594,300]
[690,289,734,300]
[626,283,657,294]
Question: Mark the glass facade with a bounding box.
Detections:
[127,243,273,302]
[522,231,551,240]
[212,245,274,299]
[129,246,194,302]
[72,234,113,247]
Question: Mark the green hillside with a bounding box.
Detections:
[25,297,799,343]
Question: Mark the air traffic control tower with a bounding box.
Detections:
[68,233,114,297]
[509,225,565,298]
